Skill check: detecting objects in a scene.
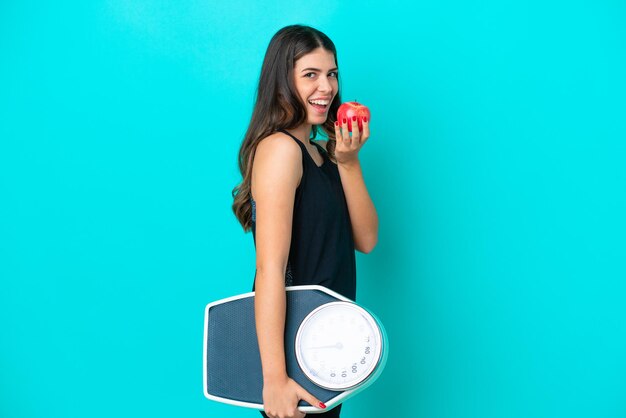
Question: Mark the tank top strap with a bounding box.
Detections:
[309,140,327,156]
[278,129,306,149]
[278,129,327,168]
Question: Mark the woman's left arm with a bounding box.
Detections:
[334,116,378,254]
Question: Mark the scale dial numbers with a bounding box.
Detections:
[295,302,383,390]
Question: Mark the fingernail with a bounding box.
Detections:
[363,117,368,123]
[342,118,347,124]
[352,116,357,121]
[319,402,327,409]
[335,121,339,127]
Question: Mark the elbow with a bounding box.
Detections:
[357,235,378,254]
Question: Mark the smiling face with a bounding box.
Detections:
[293,47,339,126]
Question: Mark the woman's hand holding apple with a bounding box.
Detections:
[334,102,370,166]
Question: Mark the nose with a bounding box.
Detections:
[317,75,333,94]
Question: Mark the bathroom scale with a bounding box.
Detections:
[203,285,388,413]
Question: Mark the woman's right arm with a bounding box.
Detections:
[251,134,324,418]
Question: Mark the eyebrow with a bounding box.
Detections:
[300,67,339,72]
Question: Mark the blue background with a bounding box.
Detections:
[1,1,625,417]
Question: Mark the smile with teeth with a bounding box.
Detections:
[309,99,330,105]
[308,99,330,113]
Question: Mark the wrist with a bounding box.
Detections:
[338,158,361,171]
[263,371,288,384]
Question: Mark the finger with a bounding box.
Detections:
[350,116,360,144]
[341,117,351,144]
[298,387,326,411]
[361,116,370,145]
[334,120,341,143]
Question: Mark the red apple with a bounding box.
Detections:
[337,101,370,133]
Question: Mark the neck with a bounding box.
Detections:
[286,124,313,143]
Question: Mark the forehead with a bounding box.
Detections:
[294,47,337,69]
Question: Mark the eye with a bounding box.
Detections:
[304,72,317,78]
[329,71,339,78]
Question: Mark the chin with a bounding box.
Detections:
[309,116,328,125]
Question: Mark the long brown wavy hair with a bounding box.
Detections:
[232,25,342,232]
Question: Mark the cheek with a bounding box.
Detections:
[298,82,314,97]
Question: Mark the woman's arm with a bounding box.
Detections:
[331,117,379,253]
[251,133,323,417]
[252,133,301,384]
[337,160,378,254]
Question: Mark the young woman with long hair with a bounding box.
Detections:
[232,25,378,418]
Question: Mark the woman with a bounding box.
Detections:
[232,25,378,418]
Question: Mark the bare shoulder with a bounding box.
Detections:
[255,132,302,161]
[252,132,303,198]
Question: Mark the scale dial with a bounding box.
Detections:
[295,301,384,391]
